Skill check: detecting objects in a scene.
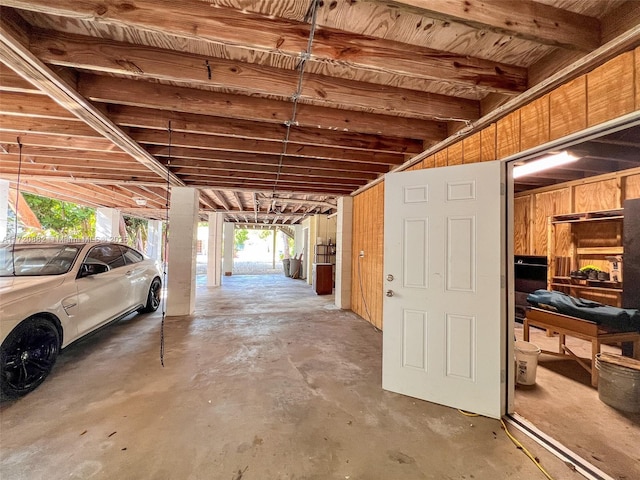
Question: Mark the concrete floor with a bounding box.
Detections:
[1,274,585,480]
[515,324,640,480]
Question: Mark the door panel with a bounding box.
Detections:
[383,161,505,419]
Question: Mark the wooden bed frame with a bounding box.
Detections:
[523,307,640,387]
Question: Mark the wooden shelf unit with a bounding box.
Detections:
[548,209,624,307]
[314,244,336,264]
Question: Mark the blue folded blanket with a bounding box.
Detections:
[526,290,640,332]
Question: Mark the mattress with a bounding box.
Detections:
[526,290,640,332]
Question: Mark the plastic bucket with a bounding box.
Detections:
[596,354,640,413]
[515,340,541,386]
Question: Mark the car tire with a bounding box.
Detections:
[138,277,161,313]
[0,316,60,399]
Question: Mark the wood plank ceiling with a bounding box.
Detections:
[0,0,638,223]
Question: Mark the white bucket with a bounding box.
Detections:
[515,340,541,386]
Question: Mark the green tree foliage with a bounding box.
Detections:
[124,216,148,249]
[258,228,272,240]
[235,228,249,247]
[21,193,95,238]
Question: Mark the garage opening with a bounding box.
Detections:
[509,116,640,480]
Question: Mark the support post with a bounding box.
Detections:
[166,187,199,317]
[207,213,223,287]
[0,180,9,241]
[335,196,353,309]
[272,228,277,269]
[146,219,163,264]
[96,207,121,240]
[223,222,234,276]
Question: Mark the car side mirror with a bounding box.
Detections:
[79,262,110,278]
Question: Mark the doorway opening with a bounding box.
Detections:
[507,114,640,480]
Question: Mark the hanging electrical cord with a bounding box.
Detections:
[10,138,23,276]
[357,254,380,333]
[272,0,320,195]
[457,410,555,480]
[160,121,172,367]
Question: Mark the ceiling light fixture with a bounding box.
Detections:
[513,151,579,179]
[134,197,147,206]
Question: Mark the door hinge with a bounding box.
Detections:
[500,182,506,196]
[501,369,506,383]
[501,275,506,288]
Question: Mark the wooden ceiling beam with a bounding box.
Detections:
[102,185,166,210]
[5,0,527,94]
[167,160,377,182]
[233,192,244,211]
[173,168,363,188]
[30,29,489,117]
[0,20,184,186]
[0,63,41,93]
[130,128,407,165]
[257,195,336,210]
[196,190,218,211]
[180,177,354,196]
[78,73,473,136]
[103,104,428,154]
[1,174,166,187]
[1,154,151,173]
[48,181,141,208]
[0,114,100,137]
[387,0,600,51]
[0,145,136,162]
[0,131,127,152]
[1,165,158,182]
[17,181,115,208]
[0,90,77,119]
[148,145,391,173]
[135,184,170,204]
[208,190,231,211]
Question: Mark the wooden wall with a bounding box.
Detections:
[513,169,640,260]
[350,47,640,329]
[351,182,384,329]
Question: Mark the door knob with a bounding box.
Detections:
[386,274,394,281]
[386,290,394,297]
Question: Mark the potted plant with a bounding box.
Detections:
[579,265,602,280]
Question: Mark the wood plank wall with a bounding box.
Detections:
[350,47,640,329]
[351,182,384,329]
[513,169,640,260]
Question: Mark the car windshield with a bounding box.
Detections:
[0,244,83,277]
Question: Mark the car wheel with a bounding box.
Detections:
[139,277,162,313]
[0,316,60,399]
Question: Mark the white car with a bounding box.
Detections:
[0,242,162,399]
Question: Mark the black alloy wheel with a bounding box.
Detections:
[139,277,162,313]
[1,317,60,399]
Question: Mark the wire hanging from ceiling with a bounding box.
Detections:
[159,121,172,367]
[272,0,321,197]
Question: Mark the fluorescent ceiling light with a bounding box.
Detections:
[513,151,579,179]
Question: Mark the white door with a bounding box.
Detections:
[383,161,506,419]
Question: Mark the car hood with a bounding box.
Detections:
[0,275,67,304]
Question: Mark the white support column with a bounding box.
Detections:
[146,220,163,264]
[222,222,235,276]
[96,207,121,240]
[0,180,9,241]
[207,213,224,287]
[166,187,199,317]
[272,228,277,268]
[335,196,353,309]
